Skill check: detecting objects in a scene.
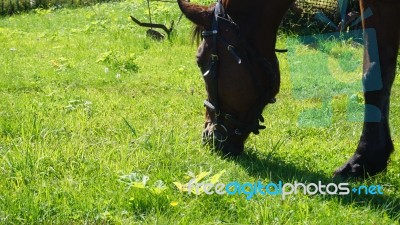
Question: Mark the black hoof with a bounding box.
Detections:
[333,153,390,178]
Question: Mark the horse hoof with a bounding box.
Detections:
[333,153,389,179]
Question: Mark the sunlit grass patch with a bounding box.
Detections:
[0,1,399,224]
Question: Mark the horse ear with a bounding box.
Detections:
[177,0,213,29]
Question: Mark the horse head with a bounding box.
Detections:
[178,0,293,155]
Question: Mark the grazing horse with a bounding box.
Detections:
[177,0,399,178]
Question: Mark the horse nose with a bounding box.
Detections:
[202,128,225,148]
[202,128,243,156]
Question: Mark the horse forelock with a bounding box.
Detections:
[189,0,235,44]
[192,25,204,45]
[188,0,244,44]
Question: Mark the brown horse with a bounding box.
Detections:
[177,0,399,178]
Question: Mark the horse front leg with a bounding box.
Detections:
[334,0,399,178]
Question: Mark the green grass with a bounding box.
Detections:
[0,1,399,224]
[0,0,119,16]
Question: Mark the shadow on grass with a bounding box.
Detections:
[226,149,400,221]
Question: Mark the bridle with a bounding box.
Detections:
[202,0,282,144]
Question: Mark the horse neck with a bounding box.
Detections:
[226,0,294,59]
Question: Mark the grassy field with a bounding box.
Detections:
[0,0,399,224]
[0,0,118,16]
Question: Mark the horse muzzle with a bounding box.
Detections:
[202,122,244,155]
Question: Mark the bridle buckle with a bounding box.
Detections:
[211,54,219,61]
[234,129,243,136]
